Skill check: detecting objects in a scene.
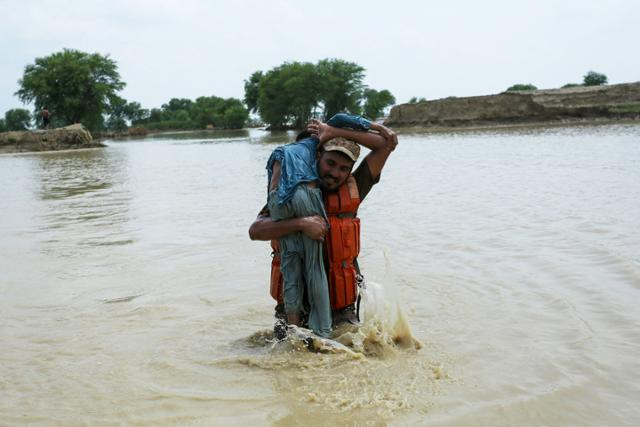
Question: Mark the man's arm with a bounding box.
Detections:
[248,214,327,241]
[309,119,398,179]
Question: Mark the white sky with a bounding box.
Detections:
[1,0,639,115]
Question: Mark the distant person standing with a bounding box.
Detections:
[41,107,50,129]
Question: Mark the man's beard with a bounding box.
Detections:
[319,175,340,191]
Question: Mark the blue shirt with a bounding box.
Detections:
[267,136,320,206]
[266,113,373,206]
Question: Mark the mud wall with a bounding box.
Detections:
[385,82,640,127]
[0,124,102,153]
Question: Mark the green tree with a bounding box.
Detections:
[362,89,396,119]
[506,84,538,91]
[105,97,128,131]
[189,96,248,129]
[257,62,320,129]
[133,95,247,130]
[408,97,426,104]
[105,99,147,131]
[162,98,194,116]
[583,71,607,86]
[0,119,7,132]
[243,71,263,113]
[561,83,581,88]
[4,108,32,130]
[245,58,393,129]
[316,59,365,118]
[15,49,126,131]
[122,101,147,123]
[147,108,164,123]
[219,98,249,128]
[191,96,220,128]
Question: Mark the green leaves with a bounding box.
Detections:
[407,97,427,104]
[134,96,248,130]
[3,109,32,131]
[15,49,125,131]
[316,59,365,119]
[583,71,608,86]
[506,84,538,91]
[243,71,263,114]
[245,59,394,129]
[362,89,396,120]
[255,61,319,129]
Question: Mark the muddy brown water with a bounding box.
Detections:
[1,125,639,426]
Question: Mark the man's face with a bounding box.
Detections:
[317,151,354,191]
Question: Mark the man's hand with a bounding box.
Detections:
[307,119,334,144]
[299,215,328,241]
[371,123,398,152]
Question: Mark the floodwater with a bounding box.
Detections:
[1,124,639,426]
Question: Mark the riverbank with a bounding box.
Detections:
[385,82,640,129]
[0,124,102,154]
[391,117,640,135]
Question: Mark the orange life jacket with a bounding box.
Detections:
[270,176,361,310]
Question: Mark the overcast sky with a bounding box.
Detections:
[1,0,638,115]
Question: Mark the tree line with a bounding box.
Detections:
[505,71,609,92]
[244,59,395,129]
[401,71,610,106]
[1,49,613,133]
[2,49,396,133]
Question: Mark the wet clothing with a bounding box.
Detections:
[262,161,379,330]
[264,112,373,207]
[267,185,332,337]
[261,113,378,335]
[266,137,320,206]
[259,159,379,217]
[327,113,372,132]
[266,136,332,337]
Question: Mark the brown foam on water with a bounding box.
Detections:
[229,282,445,419]
[232,343,445,419]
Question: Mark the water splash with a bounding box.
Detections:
[226,279,445,420]
[332,280,423,358]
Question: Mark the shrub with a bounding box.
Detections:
[506,84,538,91]
[583,71,608,86]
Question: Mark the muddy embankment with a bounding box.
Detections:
[0,124,103,154]
[385,82,640,129]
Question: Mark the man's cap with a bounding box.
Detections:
[323,137,360,162]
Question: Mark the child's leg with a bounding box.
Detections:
[267,190,305,322]
[289,185,332,337]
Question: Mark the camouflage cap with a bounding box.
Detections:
[322,137,360,162]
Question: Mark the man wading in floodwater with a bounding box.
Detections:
[249,113,398,338]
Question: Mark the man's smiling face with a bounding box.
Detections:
[316,150,354,191]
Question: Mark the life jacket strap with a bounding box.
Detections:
[354,257,365,322]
